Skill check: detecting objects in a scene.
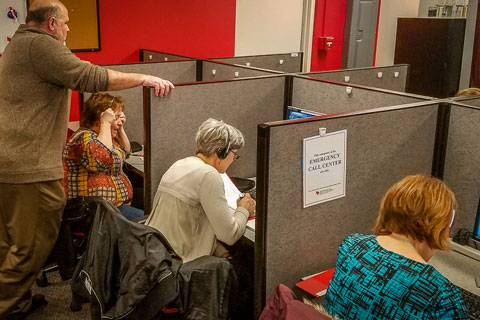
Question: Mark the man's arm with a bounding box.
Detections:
[106,69,175,97]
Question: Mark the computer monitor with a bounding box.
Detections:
[473,200,480,242]
[286,106,324,120]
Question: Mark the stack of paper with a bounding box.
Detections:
[221,173,242,212]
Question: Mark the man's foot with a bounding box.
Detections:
[29,294,48,314]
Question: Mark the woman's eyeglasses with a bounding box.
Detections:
[232,150,240,160]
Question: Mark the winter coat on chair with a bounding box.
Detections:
[71,198,182,320]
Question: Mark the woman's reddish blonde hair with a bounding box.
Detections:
[372,174,456,250]
[80,92,125,129]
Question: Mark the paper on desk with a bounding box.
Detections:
[221,173,241,212]
[246,219,255,230]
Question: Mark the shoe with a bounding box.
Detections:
[4,294,48,320]
[29,294,48,314]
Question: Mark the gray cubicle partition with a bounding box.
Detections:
[442,99,480,234]
[290,75,429,115]
[144,75,287,211]
[210,52,303,73]
[105,60,198,84]
[301,64,409,92]
[202,61,282,81]
[81,61,198,144]
[254,101,441,316]
[139,49,194,62]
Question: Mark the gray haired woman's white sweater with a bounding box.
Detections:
[146,156,249,262]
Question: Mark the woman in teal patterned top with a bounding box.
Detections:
[324,175,469,319]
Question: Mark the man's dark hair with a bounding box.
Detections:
[26,5,59,24]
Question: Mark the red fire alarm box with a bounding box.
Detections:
[318,36,334,51]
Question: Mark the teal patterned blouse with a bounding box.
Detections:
[324,233,469,319]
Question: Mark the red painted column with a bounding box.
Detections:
[310,0,347,72]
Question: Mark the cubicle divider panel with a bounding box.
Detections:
[256,102,439,312]
[291,76,427,115]
[105,61,198,84]
[211,52,303,73]
[442,103,480,233]
[303,64,409,92]
[82,61,197,144]
[146,76,286,210]
[139,49,194,62]
[452,96,480,108]
[202,61,281,81]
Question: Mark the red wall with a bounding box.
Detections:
[75,0,236,65]
[69,0,236,121]
[310,0,347,71]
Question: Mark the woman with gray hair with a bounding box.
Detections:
[146,118,255,262]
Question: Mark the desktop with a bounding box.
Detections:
[286,106,324,120]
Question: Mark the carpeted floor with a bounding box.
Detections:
[28,271,90,320]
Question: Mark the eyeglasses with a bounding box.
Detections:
[232,150,240,160]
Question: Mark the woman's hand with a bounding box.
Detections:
[118,111,126,126]
[100,108,116,126]
[220,252,232,260]
[237,193,255,217]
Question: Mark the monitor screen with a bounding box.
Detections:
[473,200,480,241]
[287,107,324,120]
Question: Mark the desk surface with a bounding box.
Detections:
[124,147,144,176]
[429,242,480,295]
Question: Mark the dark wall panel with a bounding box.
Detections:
[394,18,465,98]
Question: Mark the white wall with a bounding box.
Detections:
[374,0,420,66]
[418,0,440,16]
[0,0,27,53]
[235,0,304,56]
[460,0,478,88]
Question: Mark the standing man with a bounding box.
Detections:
[0,0,174,318]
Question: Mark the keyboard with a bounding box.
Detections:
[457,286,480,320]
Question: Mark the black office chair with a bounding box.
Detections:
[36,197,99,287]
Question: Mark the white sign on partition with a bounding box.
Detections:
[303,129,347,208]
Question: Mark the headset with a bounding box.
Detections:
[217,128,231,159]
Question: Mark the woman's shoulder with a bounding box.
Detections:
[172,156,214,170]
[68,128,95,144]
[341,233,376,248]
[164,156,219,185]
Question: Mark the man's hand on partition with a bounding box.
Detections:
[142,75,175,97]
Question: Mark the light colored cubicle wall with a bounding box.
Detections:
[302,64,409,92]
[210,52,303,73]
[202,61,282,81]
[139,49,194,62]
[291,76,429,115]
[443,100,480,234]
[255,101,440,314]
[145,75,286,210]
[81,61,198,144]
